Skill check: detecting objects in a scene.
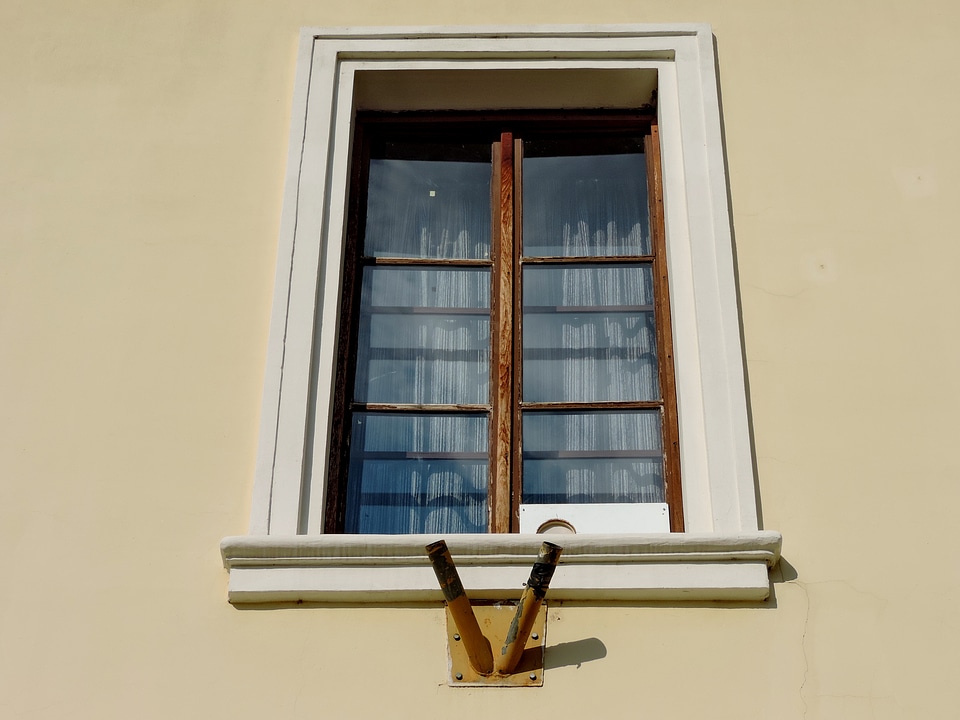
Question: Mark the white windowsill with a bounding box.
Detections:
[220,531,782,603]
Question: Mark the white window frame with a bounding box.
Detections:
[220,25,781,603]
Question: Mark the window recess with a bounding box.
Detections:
[325,113,683,535]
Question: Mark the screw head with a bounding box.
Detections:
[531,632,539,640]
[529,673,537,681]
[455,673,463,680]
[453,634,461,641]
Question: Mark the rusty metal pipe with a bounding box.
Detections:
[495,541,563,676]
[425,540,494,675]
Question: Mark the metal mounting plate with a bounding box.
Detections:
[446,602,547,687]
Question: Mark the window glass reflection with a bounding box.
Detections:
[346,412,488,533]
[355,267,490,405]
[522,410,664,504]
[523,265,659,403]
[365,142,491,259]
[524,141,649,257]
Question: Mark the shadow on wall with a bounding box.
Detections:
[761,556,799,609]
[544,637,607,670]
[773,557,799,583]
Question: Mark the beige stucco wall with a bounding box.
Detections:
[2,2,958,718]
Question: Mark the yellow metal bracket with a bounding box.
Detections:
[426,540,562,688]
[446,602,547,687]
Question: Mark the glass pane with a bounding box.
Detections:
[364,142,491,259]
[522,265,659,402]
[346,413,488,534]
[522,410,663,504]
[523,138,649,257]
[355,267,490,405]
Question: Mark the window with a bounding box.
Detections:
[327,113,683,536]
[220,26,781,603]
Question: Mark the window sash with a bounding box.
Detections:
[327,114,683,534]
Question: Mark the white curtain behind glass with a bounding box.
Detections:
[521,149,665,505]
[348,156,492,534]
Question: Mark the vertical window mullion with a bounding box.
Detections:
[490,133,515,533]
[510,136,524,533]
[646,123,684,532]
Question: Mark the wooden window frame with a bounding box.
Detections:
[325,111,684,534]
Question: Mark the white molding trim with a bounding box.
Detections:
[221,532,782,603]
[227,24,780,604]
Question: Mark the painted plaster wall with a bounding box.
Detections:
[1,2,957,718]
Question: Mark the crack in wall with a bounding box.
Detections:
[787,578,811,719]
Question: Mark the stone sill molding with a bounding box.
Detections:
[221,532,782,604]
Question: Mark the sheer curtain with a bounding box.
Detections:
[365,159,491,259]
[520,266,666,506]
[522,411,665,505]
[347,156,492,534]
[522,265,659,403]
[521,149,665,506]
[354,267,490,406]
[347,413,488,534]
[522,152,651,257]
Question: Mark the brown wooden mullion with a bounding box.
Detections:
[524,450,664,460]
[489,134,515,534]
[647,123,684,532]
[523,304,654,314]
[520,400,664,411]
[521,255,656,264]
[510,136,524,532]
[354,402,490,413]
[361,257,492,267]
[353,451,489,460]
[355,109,656,128]
[360,306,490,316]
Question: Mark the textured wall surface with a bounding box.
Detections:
[2,2,958,718]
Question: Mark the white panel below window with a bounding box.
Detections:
[519,503,670,534]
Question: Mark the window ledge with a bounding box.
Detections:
[220,532,782,603]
